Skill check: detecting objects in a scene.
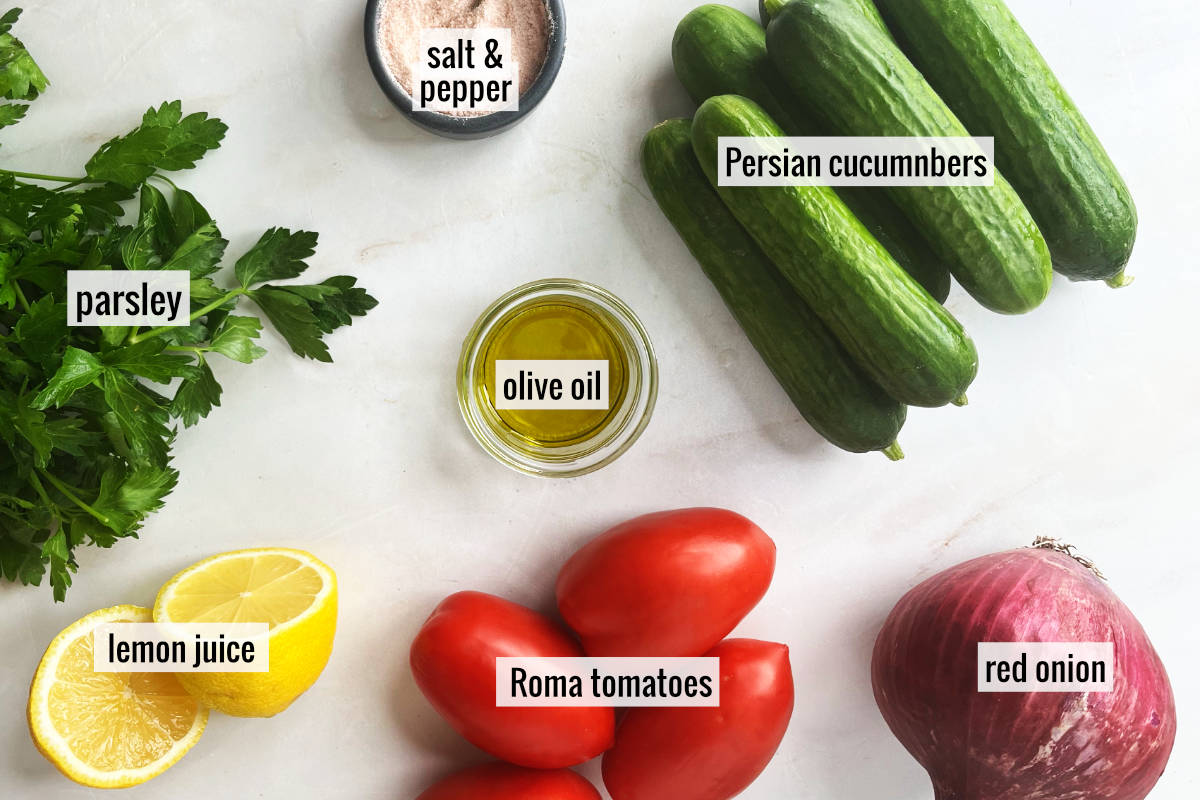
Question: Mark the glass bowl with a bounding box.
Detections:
[457,279,657,477]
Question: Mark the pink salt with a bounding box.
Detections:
[377,0,552,104]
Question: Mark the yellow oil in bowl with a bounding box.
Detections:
[481,299,630,447]
[459,279,656,477]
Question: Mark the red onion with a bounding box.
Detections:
[871,542,1175,800]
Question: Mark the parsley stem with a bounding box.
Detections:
[13,281,31,313]
[127,288,247,344]
[149,173,180,191]
[2,169,92,183]
[27,471,55,510]
[36,468,112,527]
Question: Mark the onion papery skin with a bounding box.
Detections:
[871,547,1175,800]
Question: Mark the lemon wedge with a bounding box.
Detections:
[27,605,208,788]
[153,548,337,717]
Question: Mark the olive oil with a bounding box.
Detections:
[458,279,657,477]
[479,298,629,446]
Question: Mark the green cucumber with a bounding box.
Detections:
[759,0,889,33]
[767,0,1053,315]
[642,119,906,457]
[691,95,977,408]
[672,4,950,302]
[674,5,811,136]
[874,0,1137,285]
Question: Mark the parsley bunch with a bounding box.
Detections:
[0,9,377,599]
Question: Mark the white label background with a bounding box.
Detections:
[67,270,190,326]
[414,28,519,114]
[977,642,1114,692]
[497,657,720,707]
[94,623,269,673]
[717,136,995,187]
[494,360,609,410]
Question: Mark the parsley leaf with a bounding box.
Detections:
[0,9,375,599]
[101,371,172,467]
[189,275,228,305]
[170,359,221,427]
[101,340,198,384]
[164,220,226,277]
[90,461,178,536]
[249,278,377,355]
[44,416,100,457]
[169,188,211,242]
[0,527,45,586]
[46,547,75,601]
[0,10,47,101]
[235,228,318,287]
[0,101,26,127]
[0,7,19,34]
[85,125,171,188]
[121,214,164,269]
[209,315,266,363]
[12,293,66,363]
[247,285,332,362]
[31,347,104,408]
[140,101,227,171]
[310,275,379,331]
[84,101,226,188]
[4,388,51,466]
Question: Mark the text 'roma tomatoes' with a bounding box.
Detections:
[409,591,614,769]
[602,638,794,800]
[557,508,776,656]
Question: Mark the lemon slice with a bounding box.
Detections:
[27,605,208,788]
[153,548,337,717]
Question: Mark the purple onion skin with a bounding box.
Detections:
[871,547,1176,800]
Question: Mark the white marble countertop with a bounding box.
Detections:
[2,1,1196,797]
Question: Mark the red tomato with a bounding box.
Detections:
[410,591,614,769]
[414,762,601,800]
[601,639,794,800]
[556,508,776,656]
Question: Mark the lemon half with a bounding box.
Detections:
[152,548,337,717]
[27,605,208,788]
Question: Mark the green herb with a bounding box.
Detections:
[0,9,378,599]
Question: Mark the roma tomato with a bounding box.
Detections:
[409,591,614,769]
[601,639,794,800]
[414,762,601,800]
[556,508,776,656]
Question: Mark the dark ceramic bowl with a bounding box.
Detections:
[364,0,566,139]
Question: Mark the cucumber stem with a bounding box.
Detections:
[882,441,905,461]
[1105,270,1134,289]
[952,394,969,407]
